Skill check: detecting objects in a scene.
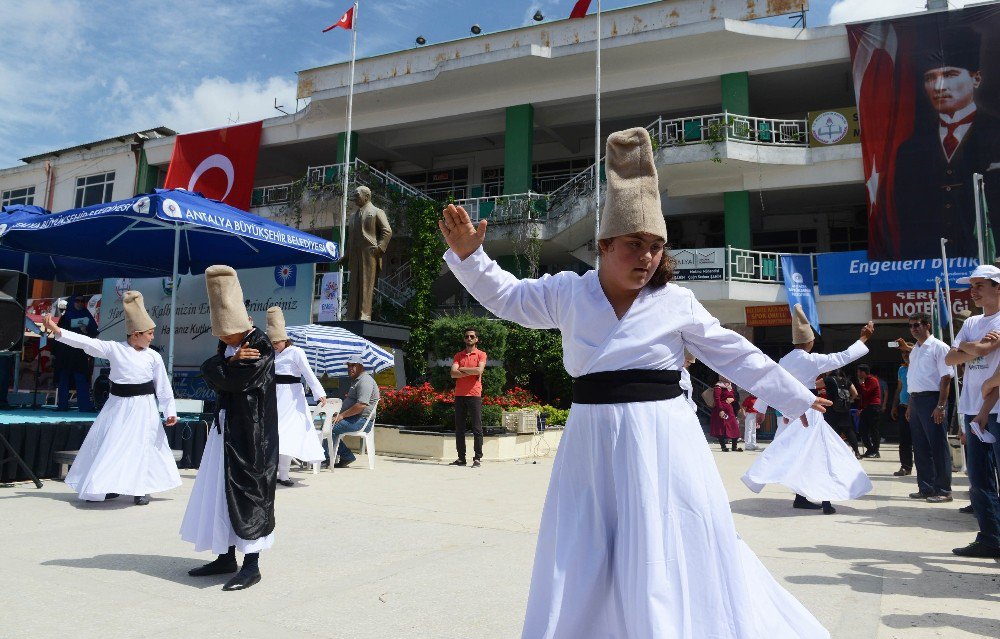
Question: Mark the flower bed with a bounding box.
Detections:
[378,383,565,429]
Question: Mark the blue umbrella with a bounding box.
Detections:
[0,191,340,372]
[285,324,394,377]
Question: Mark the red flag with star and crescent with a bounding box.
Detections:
[569,0,593,19]
[323,6,354,32]
[163,121,263,211]
[847,21,917,260]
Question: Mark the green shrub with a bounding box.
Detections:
[482,404,502,428]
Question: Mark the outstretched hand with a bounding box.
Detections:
[438,204,487,260]
[801,396,832,427]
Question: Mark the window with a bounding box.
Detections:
[399,168,468,199]
[829,226,868,252]
[74,172,115,208]
[63,280,102,298]
[752,229,818,254]
[2,186,35,207]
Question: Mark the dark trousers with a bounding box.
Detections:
[860,406,881,453]
[56,370,94,412]
[911,393,952,496]
[898,403,912,470]
[963,415,1000,548]
[826,410,860,456]
[454,396,483,462]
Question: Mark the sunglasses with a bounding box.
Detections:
[464,335,477,339]
[908,323,927,328]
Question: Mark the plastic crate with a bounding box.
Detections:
[502,410,539,434]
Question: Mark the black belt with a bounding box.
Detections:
[110,381,156,397]
[572,369,683,404]
[275,375,303,385]
[910,391,938,396]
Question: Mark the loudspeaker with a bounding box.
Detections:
[0,269,28,352]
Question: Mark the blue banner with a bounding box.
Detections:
[816,251,980,295]
[781,254,820,335]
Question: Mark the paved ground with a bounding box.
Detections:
[2,443,998,638]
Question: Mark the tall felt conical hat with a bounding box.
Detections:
[205,265,252,337]
[266,306,288,342]
[122,291,156,334]
[597,127,667,242]
[791,303,815,345]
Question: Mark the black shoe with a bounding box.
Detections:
[720,447,729,452]
[909,491,933,499]
[952,541,1000,558]
[133,495,150,506]
[333,459,353,469]
[188,557,238,577]
[277,479,295,487]
[471,460,481,468]
[862,451,880,459]
[822,502,837,515]
[959,504,975,514]
[893,467,912,476]
[105,493,120,500]
[793,495,823,510]
[732,447,743,452]
[222,566,261,591]
[449,459,467,466]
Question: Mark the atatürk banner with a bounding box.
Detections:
[848,5,1000,260]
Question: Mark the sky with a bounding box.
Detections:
[0,0,980,169]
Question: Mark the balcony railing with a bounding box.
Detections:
[725,247,818,285]
[649,112,810,148]
[453,192,550,224]
[251,182,296,207]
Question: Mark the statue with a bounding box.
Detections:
[344,185,393,321]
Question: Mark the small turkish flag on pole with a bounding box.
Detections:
[323,5,354,32]
[570,0,593,19]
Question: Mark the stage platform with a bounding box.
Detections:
[0,408,96,425]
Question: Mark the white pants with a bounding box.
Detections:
[744,414,759,450]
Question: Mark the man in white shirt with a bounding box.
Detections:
[904,312,954,502]
[946,265,1000,558]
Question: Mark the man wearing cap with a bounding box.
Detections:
[181,265,278,591]
[946,264,1000,558]
[743,305,874,515]
[893,26,1000,259]
[42,292,179,505]
[904,312,955,503]
[328,354,379,468]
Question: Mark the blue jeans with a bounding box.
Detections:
[963,415,1000,548]
[329,414,368,463]
[57,370,94,412]
[910,393,952,496]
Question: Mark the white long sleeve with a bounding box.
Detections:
[55,329,113,359]
[444,247,567,329]
[292,347,326,400]
[152,350,177,418]
[681,294,816,420]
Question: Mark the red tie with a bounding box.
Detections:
[941,112,977,158]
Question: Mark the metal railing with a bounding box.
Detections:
[725,247,818,285]
[649,112,809,148]
[453,192,550,224]
[251,182,296,207]
[305,159,433,202]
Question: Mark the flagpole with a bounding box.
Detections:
[974,172,985,264]
[934,276,943,341]
[593,0,602,270]
[337,0,359,321]
[941,238,957,348]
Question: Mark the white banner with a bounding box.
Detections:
[317,272,341,322]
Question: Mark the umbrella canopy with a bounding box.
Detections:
[285,324,394,377]
[0,189,339,274]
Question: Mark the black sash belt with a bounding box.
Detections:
[276,375,303,385]
[572,369,683,405]
[110,381,156,397]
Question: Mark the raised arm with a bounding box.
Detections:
[681,292,823,420]
[44,315,112,359]
[152,351,177,422]
[441,205,564,329]
[293,347,326,403]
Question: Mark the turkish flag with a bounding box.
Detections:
[323,6,354,32]
[570,0,592,19]
[163,121,263,211]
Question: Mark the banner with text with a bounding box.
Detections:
[870,289,973,320]
[669,248,725,281]
[745,304,792,327]
[317,272,341,321]
[816,250,979,295]
[781,254,820,334]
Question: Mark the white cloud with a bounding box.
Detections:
[828,0,977,25]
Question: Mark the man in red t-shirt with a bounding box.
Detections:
[856,363,883,458]
[451,328,487,468]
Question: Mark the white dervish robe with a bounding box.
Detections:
[742,342,874,502]
[180,343,275,554]
[57,331,180,501]
[445,247,829,639]
[274,346,327,463]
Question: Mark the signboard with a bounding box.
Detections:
[745,304,792,327]
[816,250,979,295]
[99,264,315,372]
[871,290,973,320]
[781,254,821,334]
[807,108,860,147]
[318,272,341,321]
[670,248,725,281]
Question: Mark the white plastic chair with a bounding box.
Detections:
[330,403,377,472]
[309,399,341,474]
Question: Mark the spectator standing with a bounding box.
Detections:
[856,364,883,458]
[892,349,913,476]
[741,393,762,451]
[53,295,98,412]
[710,377,741,452]
[451,328,487,468]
